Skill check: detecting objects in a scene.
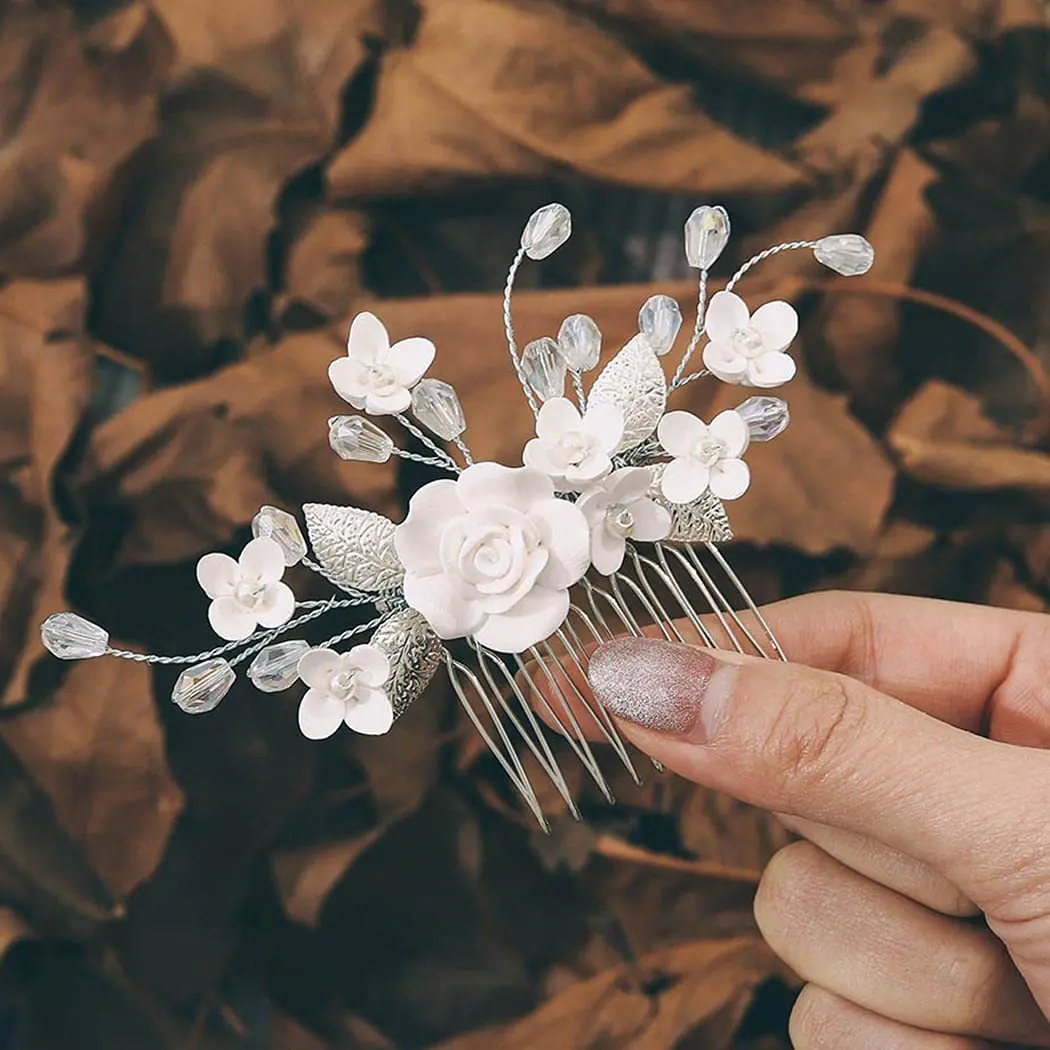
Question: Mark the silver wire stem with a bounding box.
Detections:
[670,268,709,390]
[503,246,540,417]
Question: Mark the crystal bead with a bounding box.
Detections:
[172,658,235,714]
[247,640,309,693]
[252,505,307,566]
[735,396,790,442]
[638,295,682,356]
[557,314,601,372]
[684,205,730,269]
[41,612,109,660]
[328,416,394,464]
[521,337,567,401]
[411,378,466,440]
[813,234,874,277]
[521,203,571,261]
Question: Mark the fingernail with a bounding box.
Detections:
[587,637,738,740]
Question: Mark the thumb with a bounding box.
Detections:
[587,637,1050,919]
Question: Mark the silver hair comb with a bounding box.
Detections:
[40,204,873,830]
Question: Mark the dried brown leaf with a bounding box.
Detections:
[889,380,1050,491]
[0,3,165,276]
[93,0,382,375]
[818,149,938,415]
[1,656,183,897]
[328,0,808,200]
[430,937,780,1050]
[80,329,398,566]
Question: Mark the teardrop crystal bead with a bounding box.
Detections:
[521,203,571,261]
[684,205,730,269]
[41,613,109,660]
[328,416,394,463]
[172,658,235,714]
[252,505,307,566]
[521,338,567,401]
[411,379,466,439]
[735,396,790,442]
[638,295,682,356]
[247,640,309,693]
[813,234,874,276]
[557,314,601,372]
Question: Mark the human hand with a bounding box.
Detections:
[582,592,1050,1048]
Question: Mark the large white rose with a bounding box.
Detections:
[394,463,590,653]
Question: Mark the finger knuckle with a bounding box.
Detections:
[753,842,824,952]
[788,985,844,1049]
[763,670,863,800]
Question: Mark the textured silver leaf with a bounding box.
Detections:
[648,466,733,543]
[371,609,442,718]
[587,334,667,452]
[303,504,404,592]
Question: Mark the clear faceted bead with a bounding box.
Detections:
[638,295,682,355]
[684,205,730,268]
[813,234,874,277]
[172,658,235,714]
[41,612,109,660]
[252,505,307,566]
[328,415,394,463]
[247,640,309,693]
[411,378,466,440]
[521,337,567,401]
[735,396,790,442]
[557,314,601,372]
[521,203,572,261]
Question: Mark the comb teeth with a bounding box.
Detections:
[447,539,785,827]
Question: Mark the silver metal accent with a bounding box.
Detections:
[371,609,443,719]
[587,334,667,452]
[303,504,404,593]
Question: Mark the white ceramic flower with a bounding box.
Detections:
[196,537,296,641]
[394,462,590,653]
[701,290,798,388]
[576,468,672,576]
[297,645,393,738]
[657,409,751,504]
[329,311,436,415]
[522,397,624,491]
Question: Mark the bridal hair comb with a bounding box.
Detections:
[41,204,874,830]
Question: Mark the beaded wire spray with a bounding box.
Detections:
[41,204,874,831]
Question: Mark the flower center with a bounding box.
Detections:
[328,669,358,703]
[555,431,596,467]
[233,579,267,610]
[365,363,399,395]
[691,436,725,467]
[731,326,765,359]
[605,505,635,539]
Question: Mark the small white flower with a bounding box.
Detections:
[576,468,672,576]
[394,462,590,653]
[657,409,751,504]
[297,645,393,739]
[523,397,624,491]
[196,537,295,641]
[329,311,436,415]
[702,290,798,388]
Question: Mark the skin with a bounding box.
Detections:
[557,591,1050,1047]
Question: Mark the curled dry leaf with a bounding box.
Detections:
[94,0,384,375]
[888,379,1050,492]
[79,329,399,567]
[430,937,781,1050]
[328,0,808,200]
[0,3,165,276]
[1,656,183,898]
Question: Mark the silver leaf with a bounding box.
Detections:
[371,609,442,719]
[648,466,733,543]
[303,504,404,592]
[587,334,667,452]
